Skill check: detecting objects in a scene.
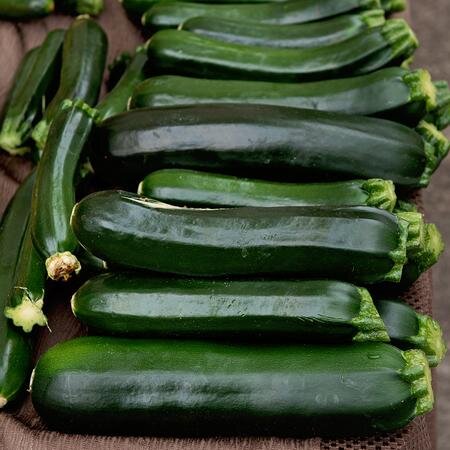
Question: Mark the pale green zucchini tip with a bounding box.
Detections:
[383,0,406,13]
[45,252,81,282]
[361,9,386,28]
[4,291,48,333]
[416,223,445,273]
[385,219,408,283]
[351,288,390,343]
[382,19,418,60]
[31,119,49,151]
[400,349,434,417]
[362,179,396,212]
[433,80,450,108]
[403,69,437,112]
[76,0,104,15]
[0,130,31,156]
[395,211,426,259]
[46,0,55,13]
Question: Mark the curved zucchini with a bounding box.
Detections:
[0,30,65,155]
[0,0,53,18]
[31,337,433,435]
[146,21,417,82]
[71,191,410,283]
[97,46,147,122]
[92,104,448,188]
[0,173,35,408]
[72,275,389,342]
[181,10,385,48]
[143,0,381,30]
[58,0,104,15]
[376,299,446,367]
[31,99,98,282]
[138,169,396,211]
[31,16,107,151]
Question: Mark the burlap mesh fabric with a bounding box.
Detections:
[0,1,435,448]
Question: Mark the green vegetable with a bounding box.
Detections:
[31,16,107,150]
[0,0,54,18]
[57,0,104,15]
[143,0,381,30]
[0,30,65,155]
[31,99,98,282]
[180,10,385,48]
[146,21,417,81]
[92,104,448,188]
[71,191,410,283]
[138,169,396,211]
[381,0,405,13]
[107,51,132,90]
[97,46,147,122]
[376,299,446,367]
[0,173,35,408]
[31,337,433,435]
[426,81,450,130]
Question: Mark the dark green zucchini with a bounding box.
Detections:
[0,0,54,18]
[107,51,132,90]
[31,99,98,282]
[143,0,381,30]
[146,21,417,82]
[0,30,65,155]
[138,169,396,211]
[381,0,405,13]
[92,104,448,188]
[376,299,446,367]
[130,68,436,127]
[0,173,35,409]
[72,275,389,342]
[57,0,104,15]
[181,10,385,48]
[97,46,147,122]
[31,337,433,435]
[71,191,410,283]
[31,16,107,150]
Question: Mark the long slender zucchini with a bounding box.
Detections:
[138,169,396,211]
[0,30,65,155]
[381,0,405,13]
[31,337,433,435]
[146,21,417,82]
[96,46,147,122]
[71,191,410,283]
[130,68,436,127]
[181,10,385,48]
[92,104,449,188]
[0,0,54,18]
[376,299,446,367]
[143,0,381,30]
[57,0,104,15]
[31,16,107,151]
[72,275,389,342]
[31,99,98,282]
[0,173,35,408]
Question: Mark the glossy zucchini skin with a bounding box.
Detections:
[0,0,54,18]
[376,299,447,367]
[71,190,408,283]
[31,100,98,281]
[130,68,435,127]
[0,173,35,408]
[181,10,385,48]
[31,337,433,435]
[138,169,396,211]
[146,21,417,82]
[0,30,65,155]
[72,274,389,342]
[97,46,147,122]
[92,104,442,188]
[143,0,381,30]
[32,16,107,150]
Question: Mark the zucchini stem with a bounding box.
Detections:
[385,218,408,283]
[395,211,426,259]
[381,0,406,13]
[403,69,437,112]
[382,19,418,61]
[0,396,7,409]
[45,252,81,282]
[362,179,396,212]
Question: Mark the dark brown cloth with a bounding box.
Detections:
[0,1,435,448]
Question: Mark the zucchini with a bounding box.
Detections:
[426,81,450,130]
[31,16,107,151]
[376,299,446,367]
[0,173,35,408]
[97,46,147,122]
[143,0,381,30]
[146,21,417,82]
[92,104,448,188]
[71,191,410,283]
[107,51,132,90]
[31,99,98,282]
[0,0,53,18]
[180,10,385,48]
[381,0,405,13]
[72,275,389,342]
[31,337,433,435]
[138,169,397,211]
[129,68,436,126]
[0,30,65,155]
[57,0,104,15]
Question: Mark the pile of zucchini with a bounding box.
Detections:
[0,0,449,439]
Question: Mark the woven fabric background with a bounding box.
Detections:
[0,1,436,449]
